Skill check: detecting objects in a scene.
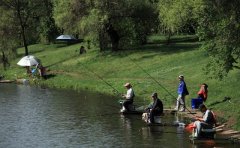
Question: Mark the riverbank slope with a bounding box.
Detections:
[1,35,240,130]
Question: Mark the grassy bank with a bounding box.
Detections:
[1,35,240,129]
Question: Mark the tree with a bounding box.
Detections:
[0,7,18,70]
[157,0,240,78]
[0,0,45,55]
[38,0,59,44]
[197,0,240,79]
[53,0,158,51]
[158,0,197,43]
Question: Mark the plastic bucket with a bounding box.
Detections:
[191,98,203,109]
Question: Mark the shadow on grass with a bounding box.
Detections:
[80,35,201,61]
[208,97,231,107]
[45,55,79,68]
[45,74,56,79]
[17,43,74,58]
[101,42,201,61]
[148,35,199,44]
[136,42,201,53]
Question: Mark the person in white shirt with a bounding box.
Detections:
[121,82,135,112]
[192,104,216,138]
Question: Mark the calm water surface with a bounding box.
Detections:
[0,84,236,148]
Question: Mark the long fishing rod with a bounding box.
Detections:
[81,63,147,111]
[81,63,122,97]
[124,53,195,115]
[126,54,175,99]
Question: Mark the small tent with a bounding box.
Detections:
[55,35,81,44]
[56,35,76,40]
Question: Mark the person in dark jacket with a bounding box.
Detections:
[174,75,189,112]
[145,92,163,123]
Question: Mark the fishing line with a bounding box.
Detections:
[124,53,175,98]
[81,63,122,97]
[80,62,148,112]
[121,52,195,115]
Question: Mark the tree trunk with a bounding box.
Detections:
[166,31,172,45]
[22,26,29,56]
[106,23,119,51]
[98,30,105,52]
[17,4,29,55]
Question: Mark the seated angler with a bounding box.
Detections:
[145,92,163,123]
[197,83,208,102]
[192,104,216,139]
[121,83,135,112]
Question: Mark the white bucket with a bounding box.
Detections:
[154,116,161,124]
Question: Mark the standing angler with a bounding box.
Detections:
[174,75,189,112]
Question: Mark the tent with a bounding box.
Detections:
[55,35,82,44]
[56,35,76,40]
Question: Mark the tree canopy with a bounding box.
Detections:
[0,0,239,78]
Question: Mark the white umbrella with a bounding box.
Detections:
[17,55,40,67]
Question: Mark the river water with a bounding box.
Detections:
[0,84,236,148]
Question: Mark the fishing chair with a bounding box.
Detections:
[191,126,216,139]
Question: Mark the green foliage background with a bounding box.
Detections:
[0,0,240,130]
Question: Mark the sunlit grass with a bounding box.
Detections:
[2,35,240,129]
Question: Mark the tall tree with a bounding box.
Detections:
[197,0,240,79]
[0,7,19,69]
[158,0,197,43]
[38,0,59,44]
[0,0,44,55]
[53,0,158,51]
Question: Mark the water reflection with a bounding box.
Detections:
[0,84,236,148]
[141,126,164,138]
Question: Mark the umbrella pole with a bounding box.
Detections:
[25,66,31,75]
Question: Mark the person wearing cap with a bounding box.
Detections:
[192,104,216,138]
[174,75,189,112]
[121,82,135,112]
[145,92,163,123]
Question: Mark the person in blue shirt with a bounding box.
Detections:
[174,75,189,112]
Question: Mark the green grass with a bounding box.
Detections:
[2,35,240,129]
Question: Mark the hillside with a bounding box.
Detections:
[2,35,240,130]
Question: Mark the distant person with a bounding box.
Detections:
[31,67,38,76]
[174,75,189,112]
[36,64,47,79]
[145,92,163,123]
[79,46,86,55]
[121,82,135,112]
[192,104,216,139]
[25,66,31,76]
[197,83,208,102]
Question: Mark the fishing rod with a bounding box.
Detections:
[81,63,122,97]
[80,63,147,111]
[123,53,195,115]
[125,54,175,99]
